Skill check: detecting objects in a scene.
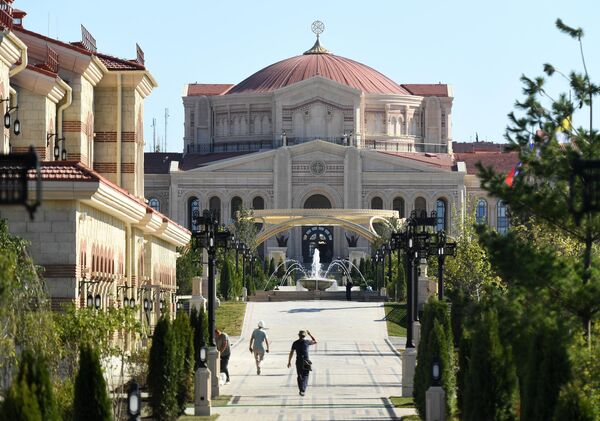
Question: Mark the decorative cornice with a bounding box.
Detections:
[82,56,107,86]
[0,31,24,68]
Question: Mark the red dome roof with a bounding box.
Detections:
[227,53,409,95]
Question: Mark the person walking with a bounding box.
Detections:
[215,328,231,384]
[287,330,317,396]
[249,320,270,375]
[346,279,353,301]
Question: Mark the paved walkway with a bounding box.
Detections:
[211,300,416,420]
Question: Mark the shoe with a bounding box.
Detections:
[257,368,261,375]
[299,391,304,396]
[225,380,230,385]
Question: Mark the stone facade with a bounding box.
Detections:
[0,7,189,333]
[145,33,517,265]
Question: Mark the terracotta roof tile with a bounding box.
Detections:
[379,151,455,169]
[31,162,189,235]
[97,53,145,70]
[187,84,234,96]
[454,151,520,175]
[401,84,449,97]
[453,141,506,153]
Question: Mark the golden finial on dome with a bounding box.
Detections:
[304,20,331,55]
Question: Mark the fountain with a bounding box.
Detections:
[298,249,337,291]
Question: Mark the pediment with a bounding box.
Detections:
[184,150,276,173]
[289,140,346,160]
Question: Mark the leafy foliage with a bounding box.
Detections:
[176,245,201,295]
[190,307,209,370]
[73,344,113,421]
[0,220,59,385]
[218,257,234,300]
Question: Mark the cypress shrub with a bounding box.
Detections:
[219,258,233,300]
[1,376,42,421]
[520,322,570,421]
[74,344,113,421]
[190,307,208,370]
[268,257,275,277]
[173,313,195,414]
[456,331,471,416]
[462,309,517,421]
[1,349,59,421]
[414,298,455,418]
[148,317,178,421]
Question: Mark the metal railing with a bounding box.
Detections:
[0,0,13,31]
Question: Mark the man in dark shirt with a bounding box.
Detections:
[287,330,317,396]
[215,328,231,384]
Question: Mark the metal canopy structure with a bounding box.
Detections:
[250,209,401,245]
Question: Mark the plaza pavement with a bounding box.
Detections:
[209,300,417,420]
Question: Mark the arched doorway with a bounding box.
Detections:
[302,194,333,263]
[302,226,334,264]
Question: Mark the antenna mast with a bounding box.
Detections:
[164,108,169,152]
[151,118,157,152]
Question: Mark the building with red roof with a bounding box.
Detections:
[145,24,514,265]
[0,3,189,332]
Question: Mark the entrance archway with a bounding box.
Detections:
[302,195,333,262]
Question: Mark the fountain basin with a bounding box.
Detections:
[298,277,335,291]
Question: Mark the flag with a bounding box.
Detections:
[505,162,522,187]
[556,116,572,143]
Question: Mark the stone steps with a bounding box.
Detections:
[247,290,386,302]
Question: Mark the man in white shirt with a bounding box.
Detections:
[249,320,270,375]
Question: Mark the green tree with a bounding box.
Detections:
[414,298,455,418]
[172,314,195,414]
[176,245,201,295]
[1,376,42,421]
[148,317,178,421]
[190,307,209,370]
[1,350,59,421]
[462,308,517,421]
[268,257,276,277]
[476,19,600,345]
[218,258,234,300]
[0,220,59,380]
[74,344,113,421]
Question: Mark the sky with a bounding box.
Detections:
[20,0,600,153]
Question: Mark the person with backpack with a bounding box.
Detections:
[287,330,317,396]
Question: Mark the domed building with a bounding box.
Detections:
[145,27,516,265]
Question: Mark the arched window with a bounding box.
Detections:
[230,196,243,220]
[497,201,509,234]
[371,196,383,210]
[476,199,488,224]
[304,194,332,209]
[393,197,405,218]
[414,196,427,215]
[148,197,160,212]
[209,196,221,223]
[252,196,265,210]
[188,197,199,232]
[436,198,447,232]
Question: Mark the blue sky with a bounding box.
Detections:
[21,0,600,152]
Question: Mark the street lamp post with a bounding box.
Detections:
[434,230,456,300]
[191,208,232,404]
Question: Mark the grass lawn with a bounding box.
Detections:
[390,396,415,408]
[179,395,231,420]
[215,301,246,336]
[384,302,407,337]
